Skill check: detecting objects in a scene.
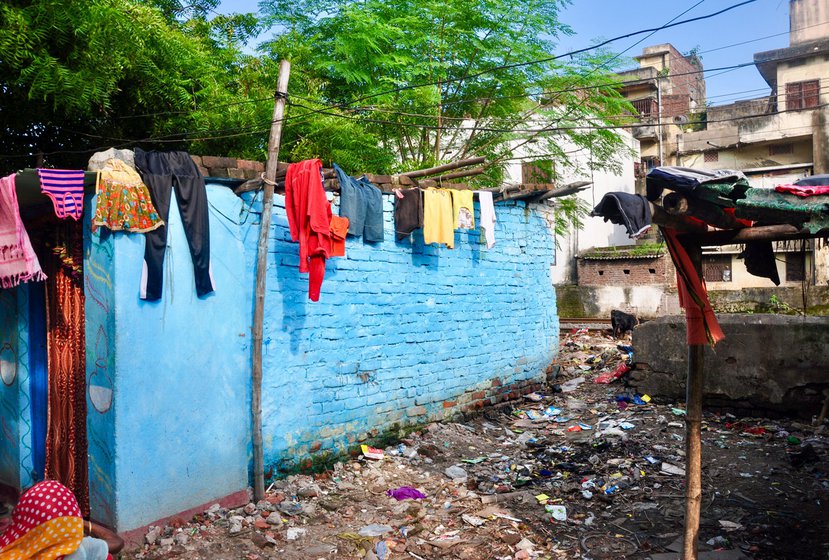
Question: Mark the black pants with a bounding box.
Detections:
[134,149,214,300]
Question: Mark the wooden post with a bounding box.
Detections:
[682,241,705,560]
[251,59,291,502]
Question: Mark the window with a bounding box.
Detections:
[786,252,805,282]
[521,160,554,184]
[631,97,658,118]
[769,143,793,156]
[704,150,719,163]
[786,80,820,110]
[703,255,732,282]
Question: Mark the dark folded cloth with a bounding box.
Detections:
[394,188,423,241]
[738,241,780,286]
[646,166,746,201]
[591,192,652,238]
[793,174,829,187]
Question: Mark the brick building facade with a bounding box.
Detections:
[577,254,675,287]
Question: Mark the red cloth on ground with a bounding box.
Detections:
[285,159,332,301]
[775,184,829,197]
[662,228,725,346]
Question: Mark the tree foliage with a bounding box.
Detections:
[0,0,270,173]
[1,0,634,203]
[260,0,635,183]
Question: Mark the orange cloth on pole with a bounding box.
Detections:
[662,228,725,346]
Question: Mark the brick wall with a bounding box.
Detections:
[190,155,264,179]
[243,194,559,470]
[577,255,674,286]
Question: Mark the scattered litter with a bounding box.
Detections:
[661,463,686,476]
[545,504,567,521]
[386,486,426,500]
[358,524,393,537]
[361,444,385,460]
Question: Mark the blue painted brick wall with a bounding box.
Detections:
[241,192,559,470]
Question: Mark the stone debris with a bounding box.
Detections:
[124,328,829,560]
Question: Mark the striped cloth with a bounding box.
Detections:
[37,169,86,220]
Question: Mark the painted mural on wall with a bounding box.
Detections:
[84,209,117,526]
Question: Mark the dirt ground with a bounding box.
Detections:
[124,328,829,560]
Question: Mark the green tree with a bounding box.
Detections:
[0,0,270,173]
[260,0,634,183]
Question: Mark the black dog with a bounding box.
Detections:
[611,310,638,338]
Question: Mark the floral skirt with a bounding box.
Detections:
[92,159,163,233]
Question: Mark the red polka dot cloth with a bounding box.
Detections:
[0,480,83,559]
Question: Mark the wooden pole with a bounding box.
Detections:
[682,241,705,560]
[251,59,291,502]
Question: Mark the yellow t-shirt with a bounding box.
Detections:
[451,189,475,229]
[423,188,455,248]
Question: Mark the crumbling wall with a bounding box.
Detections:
[630,314,829,417]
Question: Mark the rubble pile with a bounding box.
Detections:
[125,329,829,560]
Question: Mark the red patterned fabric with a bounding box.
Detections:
[43,222,89,517]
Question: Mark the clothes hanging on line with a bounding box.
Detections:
[0,173,47,288]
[591,192,652,239]
[134,148,214,301]
[477,190,496,249]
[37,168,86,220]
[92,159,164,234]
[334,163,384,242]
[423,188,455,248]
[329,215,349,258]
[393,187,423,241]
[285,159,333,302]
[451,189,475,230]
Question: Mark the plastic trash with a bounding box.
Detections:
[545,504,567,521]
[593,363,630,384]
[444,465,468,481]
[375,540,389,560]
[358,524,394,537]
[387,486,426,500]
[661,463,685,476]
[361,445,384,460]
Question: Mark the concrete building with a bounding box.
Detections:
[675,0,829,287]
[616,44,706,177]
[502,131,641,285]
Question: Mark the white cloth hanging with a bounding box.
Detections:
[477,190,496,249]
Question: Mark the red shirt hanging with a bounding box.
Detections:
[284,159,333,301]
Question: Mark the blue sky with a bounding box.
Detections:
[218,0,792,104]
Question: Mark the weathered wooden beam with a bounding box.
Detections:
[650,203,709,234]
[683,224,816,245]
[431,166,485,182]
[399,156,486,178]
[662,192,744,230]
